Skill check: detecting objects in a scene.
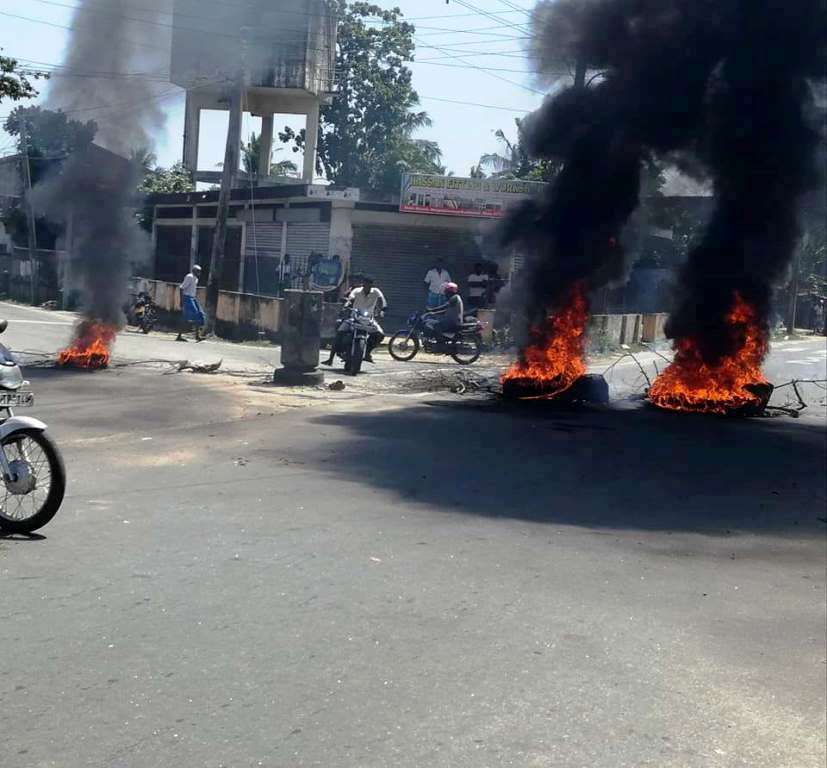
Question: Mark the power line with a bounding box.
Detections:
[419,95,531,113]
[495,0,533,14]
[449,0,533,35]
[413,35,543,96]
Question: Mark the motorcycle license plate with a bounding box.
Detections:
[0,392,34,407]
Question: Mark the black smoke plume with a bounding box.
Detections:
[506,0,825,361]
[34,0,170,326]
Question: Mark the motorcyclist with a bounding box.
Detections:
[324,275,387,365]
[423,282,463,340]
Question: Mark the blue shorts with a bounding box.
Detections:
[182,295,205,326]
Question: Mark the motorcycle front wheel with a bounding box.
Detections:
[388,332,420,362]
[346,337,366,375]
[0,429,66,534]
[451,333,483,365]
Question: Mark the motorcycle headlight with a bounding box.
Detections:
[0,362,24,390]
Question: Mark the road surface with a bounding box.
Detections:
[0,302,824,767]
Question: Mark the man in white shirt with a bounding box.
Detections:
[424,258,451,309]
[177,264,205,342]
[466,263,489,309]
[324,276,387,365]
[277,254,292,296]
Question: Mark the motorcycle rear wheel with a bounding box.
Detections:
[140,312,156,334]
[388,332,420,362]
[0,430,66,534]
[451,333,483,365]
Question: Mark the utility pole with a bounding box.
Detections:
[204,81,243,334]
[19,120,38,305]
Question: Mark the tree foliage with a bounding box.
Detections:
[478,119,562,182]
[241,133,298,179]
[279,1,443,196]
[4,106,97,185]
[137,162,194,196]
[0,51,44,104]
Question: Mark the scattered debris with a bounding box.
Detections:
[766,379,827,417]
[603,352,654,389]
[40,300,58,311]
[164,359,223,375]
[328,380,346,391]
[234,457,248,467]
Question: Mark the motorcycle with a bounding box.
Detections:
[129,291,157,334]
[331,307,383,375]
[0,320,66,534]
[388,312,484,365]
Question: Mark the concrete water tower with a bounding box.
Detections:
[171,0,337,183]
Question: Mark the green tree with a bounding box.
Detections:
[279,1,443,196]
[129,147,158,175]
[241,132,298,179]
[478,119,561,182]
[0,51,44,104]
[137,162,194,196]
[4,106,97,185]
[135,161,194,231]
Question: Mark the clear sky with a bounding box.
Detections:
[0,0,547,180]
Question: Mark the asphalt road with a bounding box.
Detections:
[0,304,825,767]
[0,301,282,374]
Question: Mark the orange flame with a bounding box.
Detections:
[58,321,116,370]
[502,282,589,398]
[649,294,770,414]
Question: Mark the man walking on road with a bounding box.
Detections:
[177,264,205,342]
[424,258,451,309]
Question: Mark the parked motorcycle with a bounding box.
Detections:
[0,320,66,533]
[129,291,157,334]
[388,312,483,365]
[331,308,383,375]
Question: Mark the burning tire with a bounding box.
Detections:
[0,429,66,534]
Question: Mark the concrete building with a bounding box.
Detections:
[171,0,337,184]
[148,184,501,325]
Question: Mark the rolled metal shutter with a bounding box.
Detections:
[285,222,330,281]
[244,221,283,295]
[351,225,483,326]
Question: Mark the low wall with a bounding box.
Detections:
[641,313,668,343]
[130,278,284,337]
[590,314,626,345]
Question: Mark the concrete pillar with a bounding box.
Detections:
[258,114,274,180]
[328,200,354,295]
[302,101,320,184]
[189,206,198,268]
[183,91,201,174]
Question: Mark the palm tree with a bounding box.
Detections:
[478,120,536,179]
[477,119,563,182]
[241,132,298,179]
[129,147,157,174]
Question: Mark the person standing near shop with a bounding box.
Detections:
[466,263,489,310]
[424,257,451,309]
[277,254,293,296]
